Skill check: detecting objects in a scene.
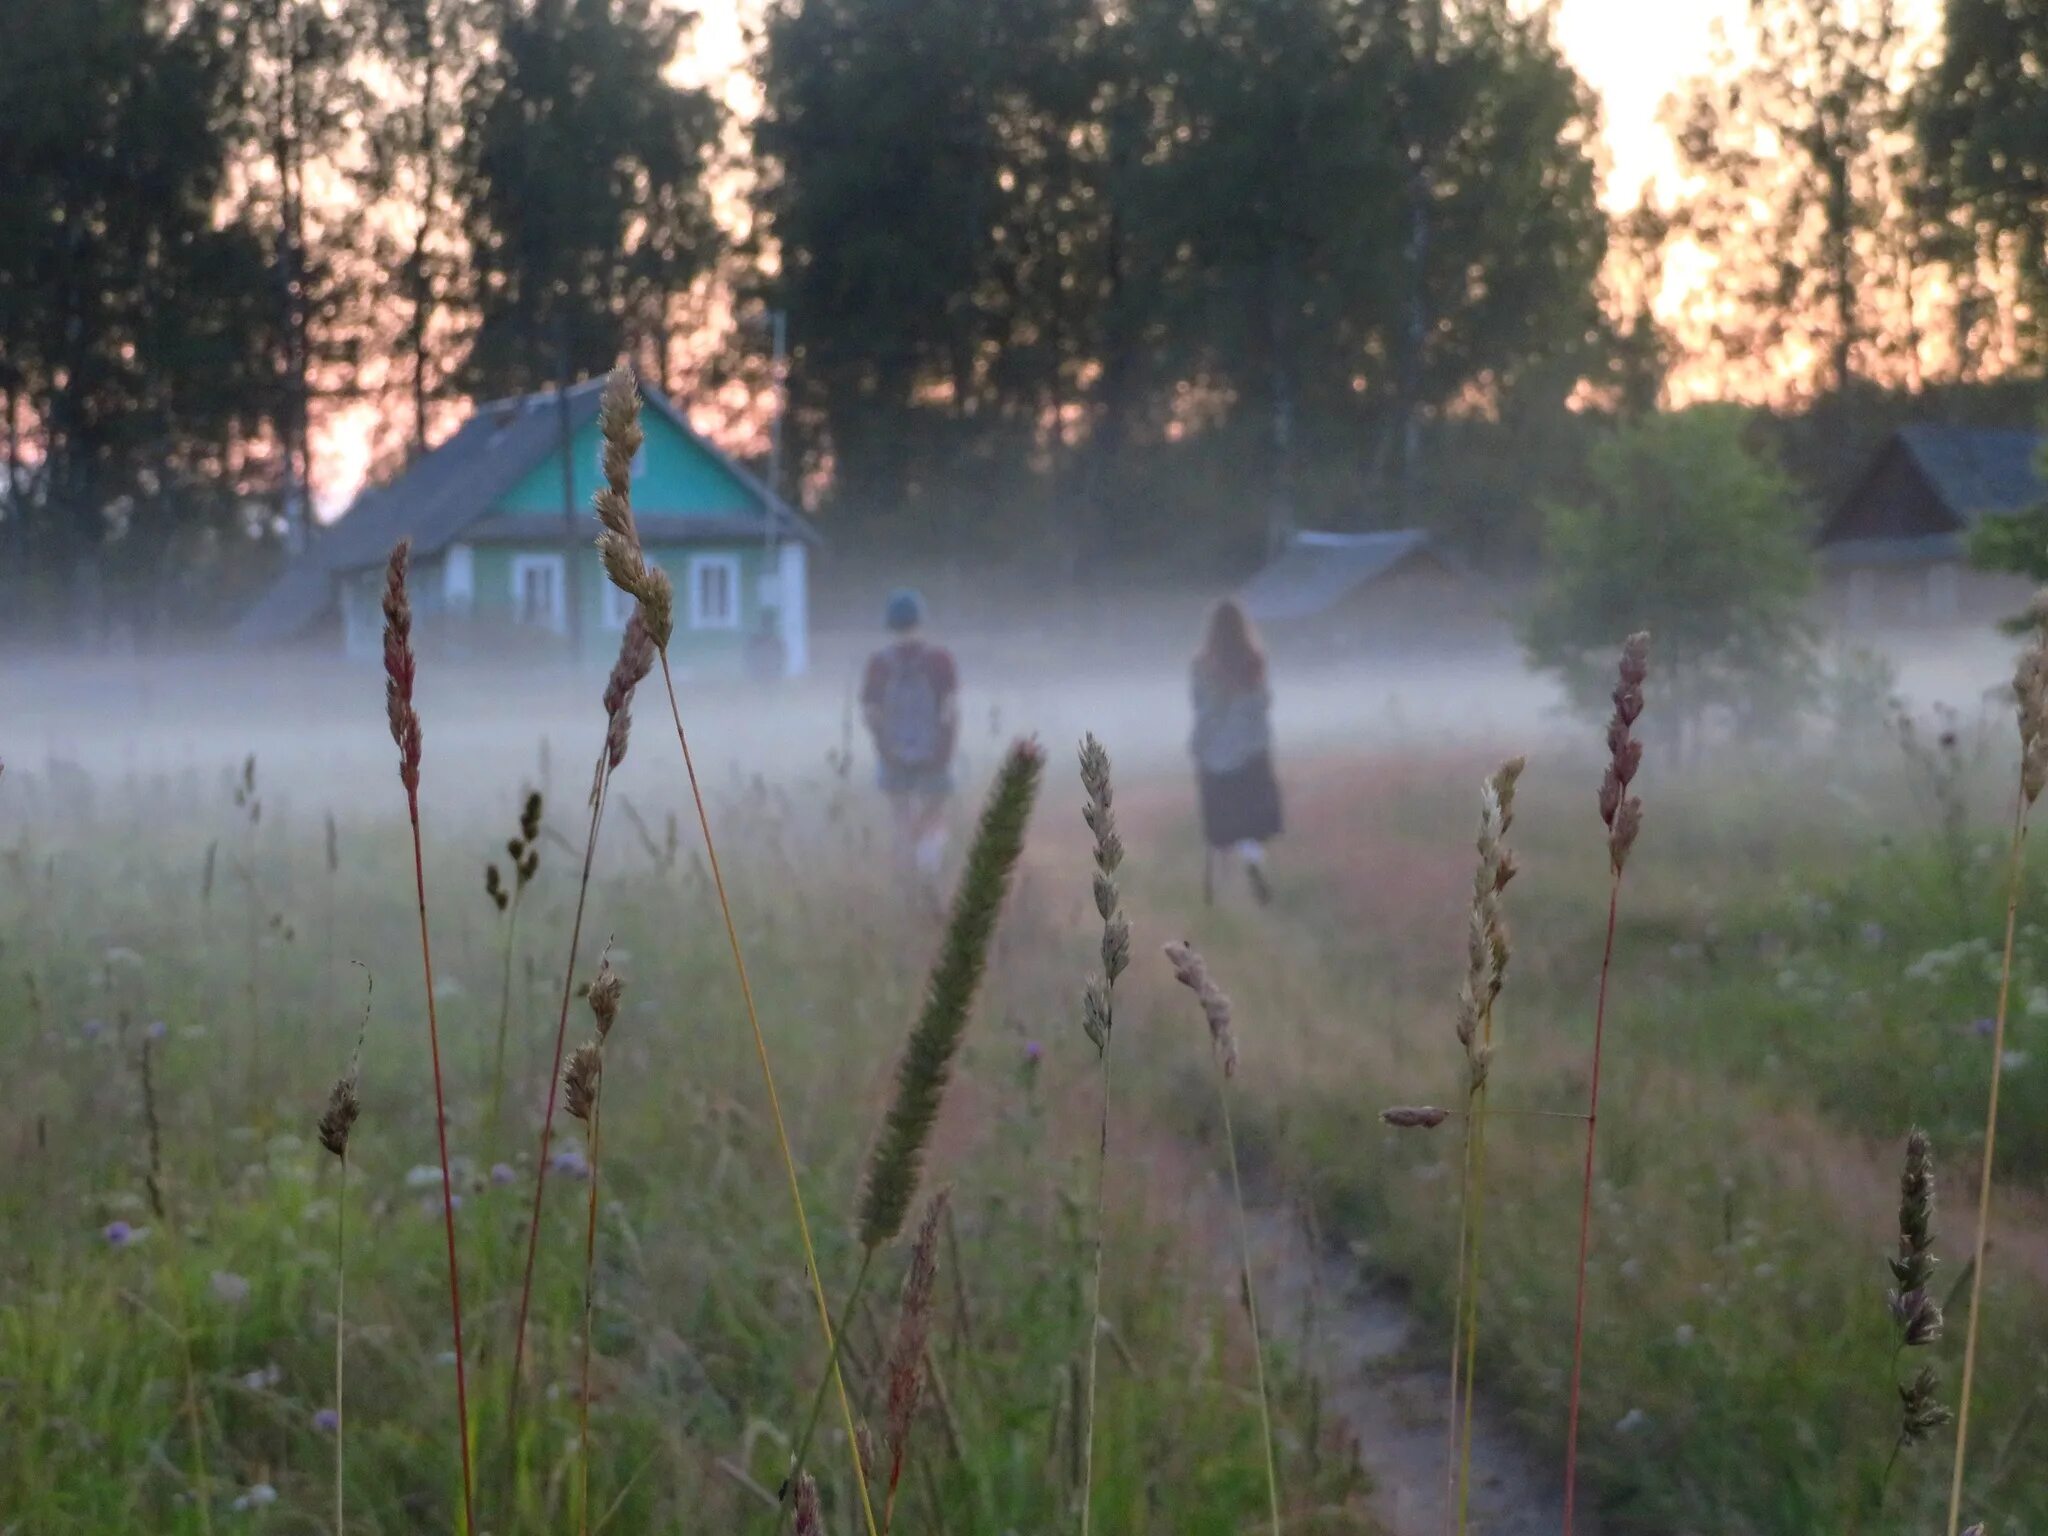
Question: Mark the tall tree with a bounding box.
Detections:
[0,0,282,629]
[1665,0,1938,396]
[226,0,372,546]
[460,0,724,398]
[1920,0,2048,367]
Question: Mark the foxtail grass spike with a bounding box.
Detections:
[883,1190,951,1526]
[859,739,1044,1249]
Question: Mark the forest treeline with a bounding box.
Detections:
[0,0,2044,631]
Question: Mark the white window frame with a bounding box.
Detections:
[688,554,741,631]
[600,575,639,631]
[510,553,567,632]
[443,543,475,613]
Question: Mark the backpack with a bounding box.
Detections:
[878,646,944,766]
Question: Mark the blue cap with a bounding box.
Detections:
[884,588,925,632]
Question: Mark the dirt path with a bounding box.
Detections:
[1231,1200,1585,1536]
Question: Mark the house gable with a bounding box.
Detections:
[1819,438,1956,545]
[493,407,761,526]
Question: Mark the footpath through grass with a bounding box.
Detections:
[1120,744,2048,1535]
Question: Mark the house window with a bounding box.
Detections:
[444,544,475,613]
[510,554,566,631]
[689,554,741,630]
[601,576,639,631]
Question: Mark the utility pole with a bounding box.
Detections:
[556,312,582,661]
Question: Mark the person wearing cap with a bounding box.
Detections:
[860,588,960,878]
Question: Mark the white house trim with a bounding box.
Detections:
[444,543,474,612]
[510,553,567,632]
[777,541,808,676]
[688,554,741,631]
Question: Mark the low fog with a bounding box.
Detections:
[1,582,2026,833]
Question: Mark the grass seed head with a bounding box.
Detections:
[1381,1105,1450,1129]
[587,953,622,1040]
[859,739,1044,1249]
[592,368,675,648]
[2016,595,2048,804]
[1602,632,1650,872]
[1163,939,1238,1078]
[602,610,657,773]
[884,1189,950,1485]
[564,1042,601,1123]
[792,1473,823,1536]
[1888,1128,1943,1346]
[1897,1362,1951,1444]
[381,540,422,794]
[318,1076,359,1159]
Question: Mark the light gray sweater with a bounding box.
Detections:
[1190,671,1273,775]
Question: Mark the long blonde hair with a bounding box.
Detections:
[1195,597,1267,692]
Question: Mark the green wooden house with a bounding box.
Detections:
[238,377,817,674]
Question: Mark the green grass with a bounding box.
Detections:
[1127,746,2048,1535]
[0,769,1356,1534]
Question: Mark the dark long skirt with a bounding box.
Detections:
[1198,753,1283,847]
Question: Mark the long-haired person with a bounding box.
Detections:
[1189,597,1282,904]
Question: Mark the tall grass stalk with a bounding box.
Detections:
[318,1019,362,1536]
[1945,601,2048,1536]
[1562,632,1648,1536]
[571,957,622,1536]
[379,539,475,1535]
[143,1032,214,1536]
[1077,736,1128,1536]
[1163,940,1280,1536]
[508,616,651,1456]
[1440,756,1522,1536]
[592,363,875,1535]
[780,739,1046,1517]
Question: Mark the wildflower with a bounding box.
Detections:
[81,1019,106,1042]
[490,1162,516,1187]
[550,1145,590,1181]
[1613,1408,1649,1434]
[313,1407,340,1433]
[145,1019,168,1041]
[404,1164,442,1189]
[102,1220,146,1248]
[240,1364,282,1391]
[211,1271,252,1306]
[230,1483,279,1511]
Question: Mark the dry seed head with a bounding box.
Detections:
[381,540,422,793]
[1163,939,1238,1078]
[587,953,623,1039]
[2017,598,2048,804]
[485,863,507,911]
[520,791,543,843]
[1897,1363,1951,1444]
[591,368,675,648]
[563,1041,601,1123]
[792,1473,823,1536]
[1381,1105,1450,1129]
[884,1189,949,1482]
[602,610,658,772]
[318,1076,360,1159]
[1601,632,1650,872]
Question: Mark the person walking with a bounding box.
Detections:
[1190,597,1282,905]
[861,588,960,879]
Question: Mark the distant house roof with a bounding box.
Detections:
[1818,424,2045,561]
[236,378,814,644]
[1891,424,2046,524]
[1237,529,1449,623]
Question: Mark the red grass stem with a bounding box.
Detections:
[406,794,477,1536]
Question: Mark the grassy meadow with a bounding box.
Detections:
[3,651,2047,1536]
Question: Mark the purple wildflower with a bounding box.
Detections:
[102,1220,134,1247]
[313,1407,340,1433]
[489,1162,516,1187]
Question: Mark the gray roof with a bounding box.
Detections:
[236,378,814,643]
[1237,529,1446,623]
[1896,424,2045,524]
